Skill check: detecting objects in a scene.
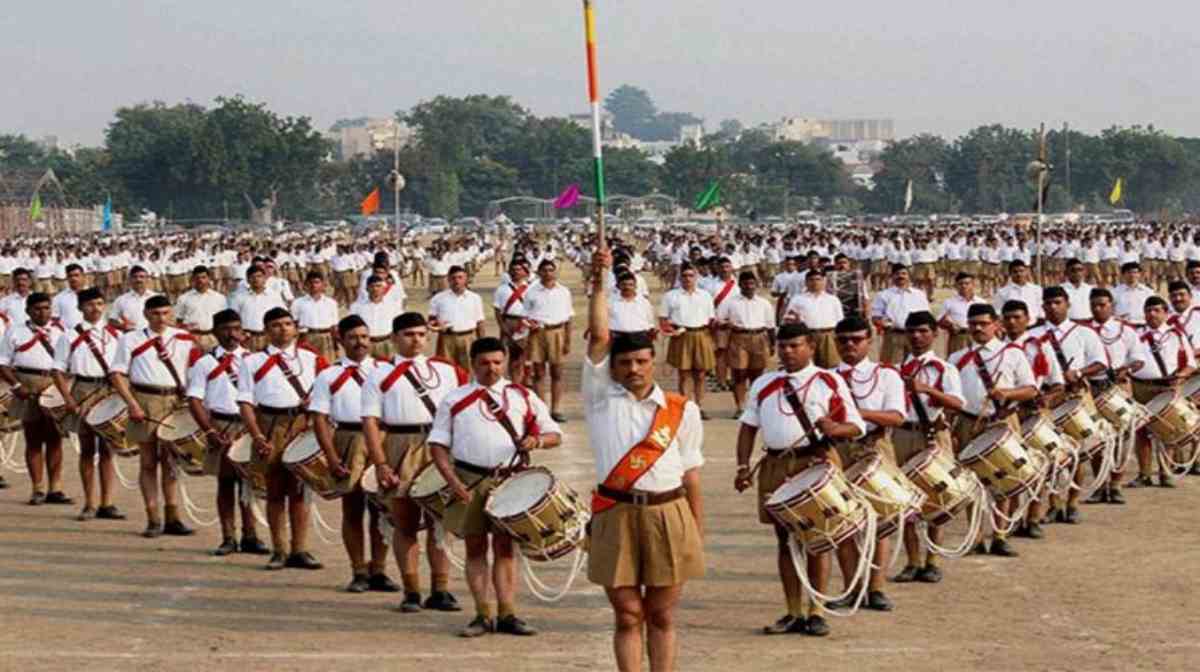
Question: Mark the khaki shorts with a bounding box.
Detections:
[727,331,770,370]
[811,330,840,369]
[913,263,935,282]
[946,331,971,359]
[437,332,475,371]
[892,426,953,467]
[713,325,731,350]
[666,330,716,371]
[128,390,182,445]
[588,497,705,588]
[951,413,1019,455]
[383,432,432,495]
[66,380,110,435]
[834,433,894,469]
[880,331,910,366]
[444,467,500,537]
[203,417,243,476]
[369,339,394,360]
[300,331,338,363]
[756,449,842,525]
[9,371,54,423]
[527,326,567,365]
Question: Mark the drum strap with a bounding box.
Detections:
[274,353,311,405]
[74,325,111,377]
[401,367,439,417]
[782,379,826,453]
[502,282,528,315]
[592,393,688,515]
[1144,333,1170,378]
[149,337,186,397]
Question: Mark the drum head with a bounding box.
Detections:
[487,469,553,518]
[282,431,320,464]
[408,463,448,499]
[39,385,66,408]
[228,434,254,463]
[85,395,126,425]
[765,462,831,506]
[1019,415,1043,434]
[961,425,1010,461]
[360,465,380,494]
[157,410,199,442]
[1051,397,1082,422]
[1145,391,1176,415]
[844,452,881,483]
[1181,376,1200,399]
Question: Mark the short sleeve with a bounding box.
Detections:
[52,332,70,373]
[738,375,768,428]
[110,334,132,375]
[236,357,255,405]
[307,370,333,416]
[581,355,612,409]
[425,394,455,448]
[185,359,208,401]
[677,401,705,472]
[528,391,561,437]
[360,370,384,419]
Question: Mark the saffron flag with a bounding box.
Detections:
[903,179,914,214]
[29,193,43,222]
[102,195,113,231]
[694,180,721,212]
[361,187,381,215]
[1109,177,1123,205]
[553,183,581,209]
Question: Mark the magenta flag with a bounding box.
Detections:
[553,183,581,209]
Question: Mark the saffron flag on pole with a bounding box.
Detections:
[29,193,43,222]
[102,195,113,231]
[361,187,381,215]
[1109,177,1123,205]
[553,183,581,209]
[694,180,721,212]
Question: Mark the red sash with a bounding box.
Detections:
[592,393,688,514]
[503,283,528,316]
[329,365,364,394]
[713,280,735,308]
[207,352,239,384]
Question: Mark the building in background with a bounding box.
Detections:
[325,119,414,160]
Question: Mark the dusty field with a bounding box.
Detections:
[1,261,1198,672]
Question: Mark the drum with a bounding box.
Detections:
[1144,391,1200,448]
[38,385,72,433]
[764,461,869,554]
[227,434,267,499]
[0,383,19,434]
[485,467,589,561]
[359,464,391,509]
[282,431,362,500]
[902,448,980,525]
[844,453,926,539]
[1020,415,1074,475]
[960,425,1046,500]
[408,461,465,525]
[84,394,136,457]
[1095,384,1146,431]
[1180,375,1200,406]
[1051,398,1099,442]
[156,410,209,476]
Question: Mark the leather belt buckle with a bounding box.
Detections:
[630,491,649,506]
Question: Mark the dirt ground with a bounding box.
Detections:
[2,261,1199,672]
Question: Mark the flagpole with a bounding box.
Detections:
[1036,123,1046,285]
[582,0,606,247]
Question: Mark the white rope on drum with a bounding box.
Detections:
[1,432,28,473]
[847,480,910,572]
[309,491,341,545]
[1075,433,1115,499]
[1154,436,1200,475]
[918,474,988,559]
[792,503,877,619]
[177,470,219,528]
[520,546,587,603]
[432,520,466,571]
[113,456,139,490]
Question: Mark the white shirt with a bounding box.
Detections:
[290,294,340,332]
[1008,332,1065,389]
[51,288,84,331]
[111,327,198,388]
[717,293,776,330]
[582,356,703,492]
[0,292,32,321]
[1112,283,1155,325]
[350,299,404,338]
[0,320,67,371]
[186,345,247,416]
[948,338,1037,416]
[52,321,120,378]
[993,283,1045,322]
[783,291,843,330]
[523,283,574,325]
[834,359,905,433]
[110,290,154,332]
[174,289,228,332]
[356,269,407,307]
[237,342,328,409]
[899,351,964,424]
[427,378,561,469]
[1062,282,1095,321]
[309,356,382,424]
[937,294,987,330]
[739,366,866,450]
[871,286,930,329]
[1130,324,1195,380]
[708,277,738,311]
[361,354,466,426]
[493,282,529,319]
[609,294,657,333]
[429,289,486,333]
[232,289,286,332]
[1028,320,1108,380]
[658,287,715,329]
[1090,318,1138,374]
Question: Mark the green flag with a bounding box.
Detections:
[694,180,721,212]
[29,193,43,221]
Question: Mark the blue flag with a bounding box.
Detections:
[102,196,112,231]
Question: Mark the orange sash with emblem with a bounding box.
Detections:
[591,393,689,514]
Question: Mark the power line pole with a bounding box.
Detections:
[1064,122,1072,207]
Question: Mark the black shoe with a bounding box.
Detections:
[824,595,855,611]
[0,476,8,489]
[1085,489,1108,504]
[892,565,920,583]
[699,410,712,421]
[212,538,239,556]
[95,505,126,520]
[76,507,96,521]
[424,590,463,612]
[398,592,423,613]
[285,552,323,570]
[368,573,401,592]
[162,520,195,536]
[804,615,831,637]
[239,536,271,555]
[495,614,537,636]
[916,565,944,584]
[1158,474,1176,488]
[550,412,568,424]
[44,491,73,505]
[460,615,494,638]
[1015,523,1045,539]
[971,541,989,555]
[345,574,370,593]
[762,614,799,635]
[28,491,46,506]
[1126,475,1154,488]
[265,552,288,570]
[1107,489,1126,505]
[1190,464,1200,476]
[990,539,1019,557]
[1063,507,1081,524]
[864,590,894,612]
[142,522,163,539]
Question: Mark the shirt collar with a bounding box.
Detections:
[482,377,510,394]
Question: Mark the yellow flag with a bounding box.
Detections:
[1109,177,1123,205]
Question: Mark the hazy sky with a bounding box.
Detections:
[4,1,1197,145]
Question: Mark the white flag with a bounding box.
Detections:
[903,179,914,214]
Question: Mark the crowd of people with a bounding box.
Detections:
[1,216,1198,671]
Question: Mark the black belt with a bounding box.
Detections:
[386,423,431,435]
[596,484,686,507]
[443,329,476,336]
[132,383,177,396]
[258,405,304,417]
[211,411,241,423]
[454,459,494,476]
[733,328,768,334]
[765,442,829,458]
[612,330,652,339]
[74,375,108,385]
[14,367,51,377]
[674,326,707,332]
[336,422,363,432]
[305,328,334,334]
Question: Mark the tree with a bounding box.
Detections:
[865,134,951,213]
[0,134,48,169]
[605,85,657,139]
